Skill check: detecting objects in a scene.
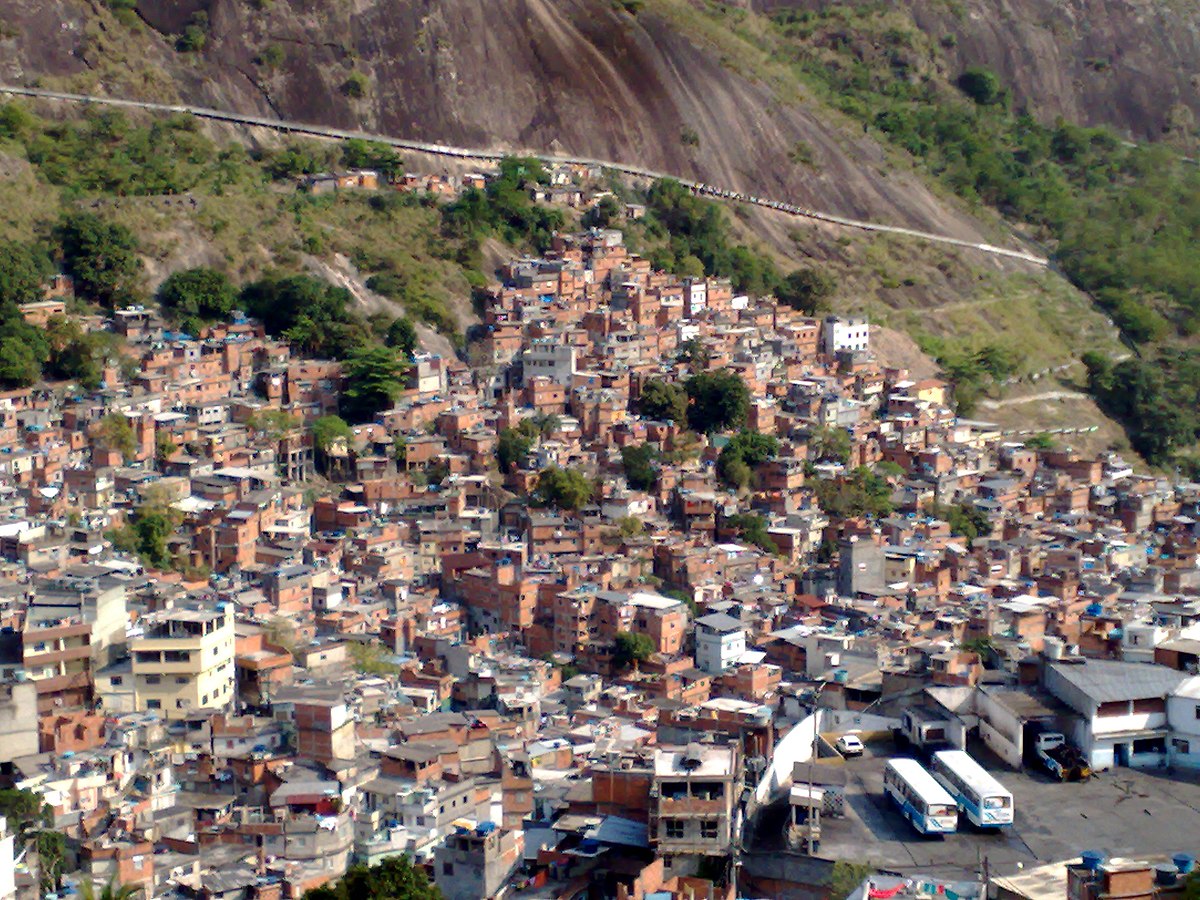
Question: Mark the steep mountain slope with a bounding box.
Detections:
[758,0,1200,144]
[0,0,1008,243]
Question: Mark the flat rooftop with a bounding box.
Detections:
[745,738,1200,880]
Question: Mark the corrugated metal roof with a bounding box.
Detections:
[1049,659,1185,704]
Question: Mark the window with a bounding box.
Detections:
[202,695,209,704]
[176,677,188,685]
[176,700,185,709]
[664,819,685,839]
[146,699,161,709]
[145,675,161,685]
[442,863,454,876]
[111,676,123,686]
[700,820,719,839]
[1174,739,1190,754]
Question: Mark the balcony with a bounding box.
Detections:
[25,645,92,667]
[655,797,725,816]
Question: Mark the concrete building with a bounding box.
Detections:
[131,605,235,720]
[434,824,523,900]
[694,613,747,675]
[837,535,884,597]
[28,567,128,666]
[520,339,576,388]
[651,743,742,861]
[1044,658,1186,770]
[0,677,39,763]
[1167,676,1200,769]
[821,316,870,355]
[22,614,95,713]
[0,816,14,900]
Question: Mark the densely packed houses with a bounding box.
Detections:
[1,172,1200,900]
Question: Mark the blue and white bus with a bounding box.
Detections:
[931,749,1014,828]
[883,758,959,835]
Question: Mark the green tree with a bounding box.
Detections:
[0,328,45,387]
[612,630,655,670]
[717,430,779,489]
[497,424,536,474]
[725,512,779,554]
[677,338,710,370]
[312,415,353,453]
[621,443,660,491]
[386,317,419,359]
[155,432,177,466]
[303,856,441,900]
[808,425,852,464]
[56,213,144,308]
[686,370,750,433]
[78,878,139,900]
[0,789,51,841]
[131,505,178,570]
[639,378,689,423]
[957,67,1004,105]
[341,71,369,98]
[157,267,237,333]
[828,860,876,900]
[582,194,622,229]
[534,466,594,510]
[348,640,400,676]
[1024,433,1056,450]
[96,412,137,461]
[36,830,67,894]
[240,274,357,358]
[0,240,53,305]
[246,408,299,441]
[776,268,836,315]
[813,467,894,518]
[677,254,706,279]
[340,345,409,423]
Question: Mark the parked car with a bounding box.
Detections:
[836,733,865,757]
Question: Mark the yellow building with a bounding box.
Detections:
[131,606,235,720]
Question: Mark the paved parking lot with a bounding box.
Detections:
[752,739,1200,879]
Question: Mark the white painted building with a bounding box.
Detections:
[1167,676,1200,769]
[694,612,747,674]
[821,316,870,354]
[684,278,707,316]
[0,816,14,900]
[520,340,576,387]
[1043,658,1185,771]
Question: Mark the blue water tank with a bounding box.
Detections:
[834,669,848,684]
[1174,854,1195,875]
[1081,850,1106,872]
[476,821,496,835]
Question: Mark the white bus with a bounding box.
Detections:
[931,749,1014,828]
[883,758,959,835]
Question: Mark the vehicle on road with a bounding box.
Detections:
[883,758,959,836]
[893,706,957,760]
[930,749,1013,828]
[1026,728,1092,781]
[836,734,865,757]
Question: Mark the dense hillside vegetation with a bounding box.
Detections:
[711,2,1200,464]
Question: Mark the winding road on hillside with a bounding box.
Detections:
[0,85,1050,267]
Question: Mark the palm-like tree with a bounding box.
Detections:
[79,879,140,900]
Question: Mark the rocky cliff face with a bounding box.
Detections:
[760,0,1200,142]
[2,0,1193,237]
[0,0,1001,243]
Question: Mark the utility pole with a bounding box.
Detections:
[806,684,826,854]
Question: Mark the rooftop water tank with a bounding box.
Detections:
[1080,851,1105,872]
